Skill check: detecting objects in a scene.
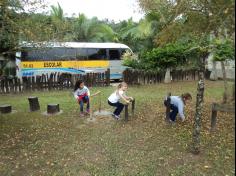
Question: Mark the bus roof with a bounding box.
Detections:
[20,42,131,49]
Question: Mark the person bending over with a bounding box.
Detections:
[164,93,192,122]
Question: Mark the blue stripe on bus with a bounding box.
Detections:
[110,73,122,79]
[22,68,123,79]
[22,68,86,74]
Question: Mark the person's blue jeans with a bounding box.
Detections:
[79,96,90,112]
[169,104,178,121]
[108,100,124,116]
[164,100,178,121]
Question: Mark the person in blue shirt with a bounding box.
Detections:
[164,93,192,122]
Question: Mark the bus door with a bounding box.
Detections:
[108,49,123,80]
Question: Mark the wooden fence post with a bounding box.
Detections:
[106,68,110,86]
[210,103,217,131]
[125,104,128,122]
[131,99,135,117]
[165,92,171,122]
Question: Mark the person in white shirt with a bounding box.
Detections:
[74,80,90,116]
[108,82,133,119]
[164,93,192,122]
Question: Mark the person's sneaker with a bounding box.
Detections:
[111,114,120,120]
[114,115,120,120]
[169,119,175,124]
[111,113,116,118]
[80,112,85,117]
[85,109,90,115]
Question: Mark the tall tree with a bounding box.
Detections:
[138,0,235,46]
[68,14,117,42]
[49,2,71,40]
[211,38,235,103]
[0,0,46,56]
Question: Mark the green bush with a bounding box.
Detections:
[124,41,210,71]
[3,67,16,77]
[212,38,235,61]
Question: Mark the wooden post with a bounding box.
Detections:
[165,92,171,122]
[5,77,9,93]
[32,76,35,91]
[28,97,40,112]
[131,99,135,117]
[0,105,12,114]
[89,96,93,120]
[18,78,22,92]
[9,78,14,94]
[0,78,4,93]
[210,103,217,131]
[89,91,101,120]
[125,104,128,122]
[99,92,101,112]
[106,68,110,86]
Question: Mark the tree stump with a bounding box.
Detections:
[47,104,60,114]
[28,97,40,112]
[0,105,12,114]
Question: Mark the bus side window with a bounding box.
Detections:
[76,48,88,60]
[109,49,120,60]
[64,48,76,60]
[48,48,65,60]
[120,49,126,58]
[87,48,107,60]
[21,51,28,61]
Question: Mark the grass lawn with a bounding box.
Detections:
[0,80,235,176]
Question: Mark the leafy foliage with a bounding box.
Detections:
[138,0,235,46]
[211,38,235,62]
[66,14,117,42]
[124,41,210,71]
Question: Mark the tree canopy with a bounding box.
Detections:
[138,0,235,46]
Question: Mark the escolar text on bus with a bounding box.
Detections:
[44,62,62,67]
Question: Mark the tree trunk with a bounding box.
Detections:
[164,68,171,83]
[221,61,228,103]
[232,83,235,102]
[192,72,205,154]
[210,60,217,80]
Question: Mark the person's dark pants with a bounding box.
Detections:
[164,100,178,121]
[79,96,90,112]
[108,100,124,116]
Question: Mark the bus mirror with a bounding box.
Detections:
[16,52,21,58]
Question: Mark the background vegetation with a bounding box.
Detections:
[0,0,234,75]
